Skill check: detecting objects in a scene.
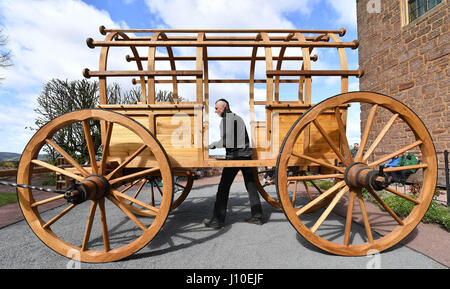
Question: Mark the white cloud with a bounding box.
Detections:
[0,0,127,152]
[0,0,127,89]
[325,0,357,27]
[145,0,317,29]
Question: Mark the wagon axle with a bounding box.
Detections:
[64,175,110,204]
[344,162,391,192]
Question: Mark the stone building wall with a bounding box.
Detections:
[356,0,449,186]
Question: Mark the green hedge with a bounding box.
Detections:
[377,193,450,231]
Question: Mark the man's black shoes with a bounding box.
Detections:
[203,218,224,229]
[245,216,264,225]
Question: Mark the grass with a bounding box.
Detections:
[0,192,18,207]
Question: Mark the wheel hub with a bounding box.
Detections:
[65,175,110,204]
[344,162,389,191]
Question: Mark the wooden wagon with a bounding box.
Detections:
[16,27,437,263]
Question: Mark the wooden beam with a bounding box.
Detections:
[83,69,203,78]
[87,39,359,49]
[266,69,363,77]
[126,55,319,62]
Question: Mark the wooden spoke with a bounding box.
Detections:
[45,139,90,177]
[296,180,346,216]
[368,140,422,168]
[311,186,349,233]
[292,181,298,203]
[109,167,160,185]
[82,120,99,174]
[98,198,110,252]
[31,194,65,208]
[334,107,353,162]
[312,119,348,166]
[291,153,345,173]
[262,179,276,187]
[309,180,323,195]
[175,182,186,189]
[302,181,312,200]
[106,144,147,180]
[362,113,399,163]
[366,188,403,225]
[344,190,355,246]
[356,190,373,243]
[288,173,344,182]
[107,195,147,231]
[81,201,98,251]
[119,179,141,193]
[31,159,84,182]
[355,104,378,162]
[150,181,155,206]
[42,204,76,229]
[153,180,163,196]
[383,163,427,172]
[99,121,114,175]
[132,179,148,199]
[384,186,420,204]
[112,189,160,214]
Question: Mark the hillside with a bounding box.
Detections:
[0,152,21,162]
[0,152,47,162]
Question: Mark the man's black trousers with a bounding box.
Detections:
[212,163,263,224]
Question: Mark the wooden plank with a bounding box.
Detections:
[100,28,347,34]
[127,55,318,61]
[88,40,359,48]
[266,69,363,77]
[134,79,315,84]
[84,69,203,78]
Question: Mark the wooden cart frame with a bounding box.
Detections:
[16,27,437,263]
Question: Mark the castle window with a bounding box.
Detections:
[408,0,442,22]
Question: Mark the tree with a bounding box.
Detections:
[0,29,12,82]
[155,90,186,102]
[33,78,180,164]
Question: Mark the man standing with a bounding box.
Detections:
[350,143,359,158]
[204,99,264,229]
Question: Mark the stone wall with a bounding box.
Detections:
[356,0,449,186]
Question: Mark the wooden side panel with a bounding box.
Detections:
[107,109,202,168]
[251,121,271,159]
[155,114,201,164]
[108,115,156,167]
[269,109,345,168]
[308,113,340,162]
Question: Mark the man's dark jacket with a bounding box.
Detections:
[208,109,252,159]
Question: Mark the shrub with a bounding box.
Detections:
[318,179,334,190]
[376,193,450,232]
[0,192,18,207]
[421,201,450,231]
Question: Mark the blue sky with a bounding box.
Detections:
[0,0,360,153]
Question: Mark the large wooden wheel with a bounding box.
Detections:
[276,91,437,256]
[17,109,173,263]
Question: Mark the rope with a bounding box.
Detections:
[0,180,66,194]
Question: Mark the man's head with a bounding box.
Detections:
[354,143,359,148]
[215,99,230,117]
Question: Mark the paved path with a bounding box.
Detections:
[0,180,447,269]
